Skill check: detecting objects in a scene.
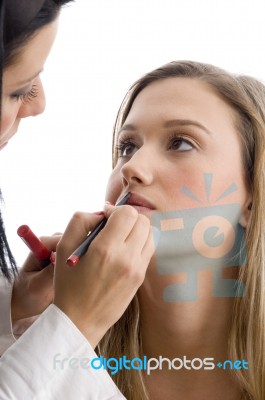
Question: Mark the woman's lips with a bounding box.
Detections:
[126,193,156,212]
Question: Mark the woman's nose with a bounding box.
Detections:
[18,77,46,118]
[121,147,154,187]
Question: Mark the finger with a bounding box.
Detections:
[58,212,104,255]
[141,226,159,261]
[39,235,62,250]
[103,202,115,217]
[22,235,62,272]
[38,263,54,283]
[124,214,151,252]
[96,205,139,244]
[30,263,54,293]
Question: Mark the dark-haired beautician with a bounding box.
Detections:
[0,1,153,398]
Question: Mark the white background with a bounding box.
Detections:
[1,0,265,265]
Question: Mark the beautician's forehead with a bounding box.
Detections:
[4,69,43,90]
[3,20,58,91]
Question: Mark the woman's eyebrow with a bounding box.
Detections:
[118,119,213,136]
[118,124,137,134]
[163,119,213,135]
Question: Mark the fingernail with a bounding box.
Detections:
[103,201,113,213]
[103,201,112,211]
[93,211,105,216]
[50,251,56,265]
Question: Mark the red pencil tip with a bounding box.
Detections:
[67,255,79,267]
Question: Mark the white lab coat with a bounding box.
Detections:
[0,274,125,399]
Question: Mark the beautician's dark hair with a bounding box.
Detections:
[0,190,16,280]
[0,0,72,280]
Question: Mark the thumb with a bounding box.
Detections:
[57,212,105,257]
[37,263,54,286]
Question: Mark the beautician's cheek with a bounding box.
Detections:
[0,112,14,136]
[105,168,123,204]
[0,101,19,136]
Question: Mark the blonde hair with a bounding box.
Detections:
[98,61,265,400]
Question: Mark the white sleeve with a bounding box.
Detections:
[0,273,38,355]
[0,275,16,354]
[0,304,126,400]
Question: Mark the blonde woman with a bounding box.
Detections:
[97,61,265,400]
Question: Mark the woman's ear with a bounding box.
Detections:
[240,201,252,228]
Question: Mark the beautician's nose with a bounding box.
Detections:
[18,77,46,119]
[121,148,154,187]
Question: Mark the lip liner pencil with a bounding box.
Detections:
[17,225,52,268]
[67,192,131,267]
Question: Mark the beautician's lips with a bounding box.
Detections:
[126,193,156,211]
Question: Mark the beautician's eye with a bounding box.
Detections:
[116,138,138,158]
[168,134,194,152]
[11,84,38,103]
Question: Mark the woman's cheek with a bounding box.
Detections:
[105,166,123,204]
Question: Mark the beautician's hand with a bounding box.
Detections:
[11,234,61,323]
[54,205,155,348]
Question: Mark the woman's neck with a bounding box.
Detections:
[138,266,243,399]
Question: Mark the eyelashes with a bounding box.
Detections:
[12,84,39,103]
[115,137,137,158]
[115,133,195,158]
[167,133,194,152]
